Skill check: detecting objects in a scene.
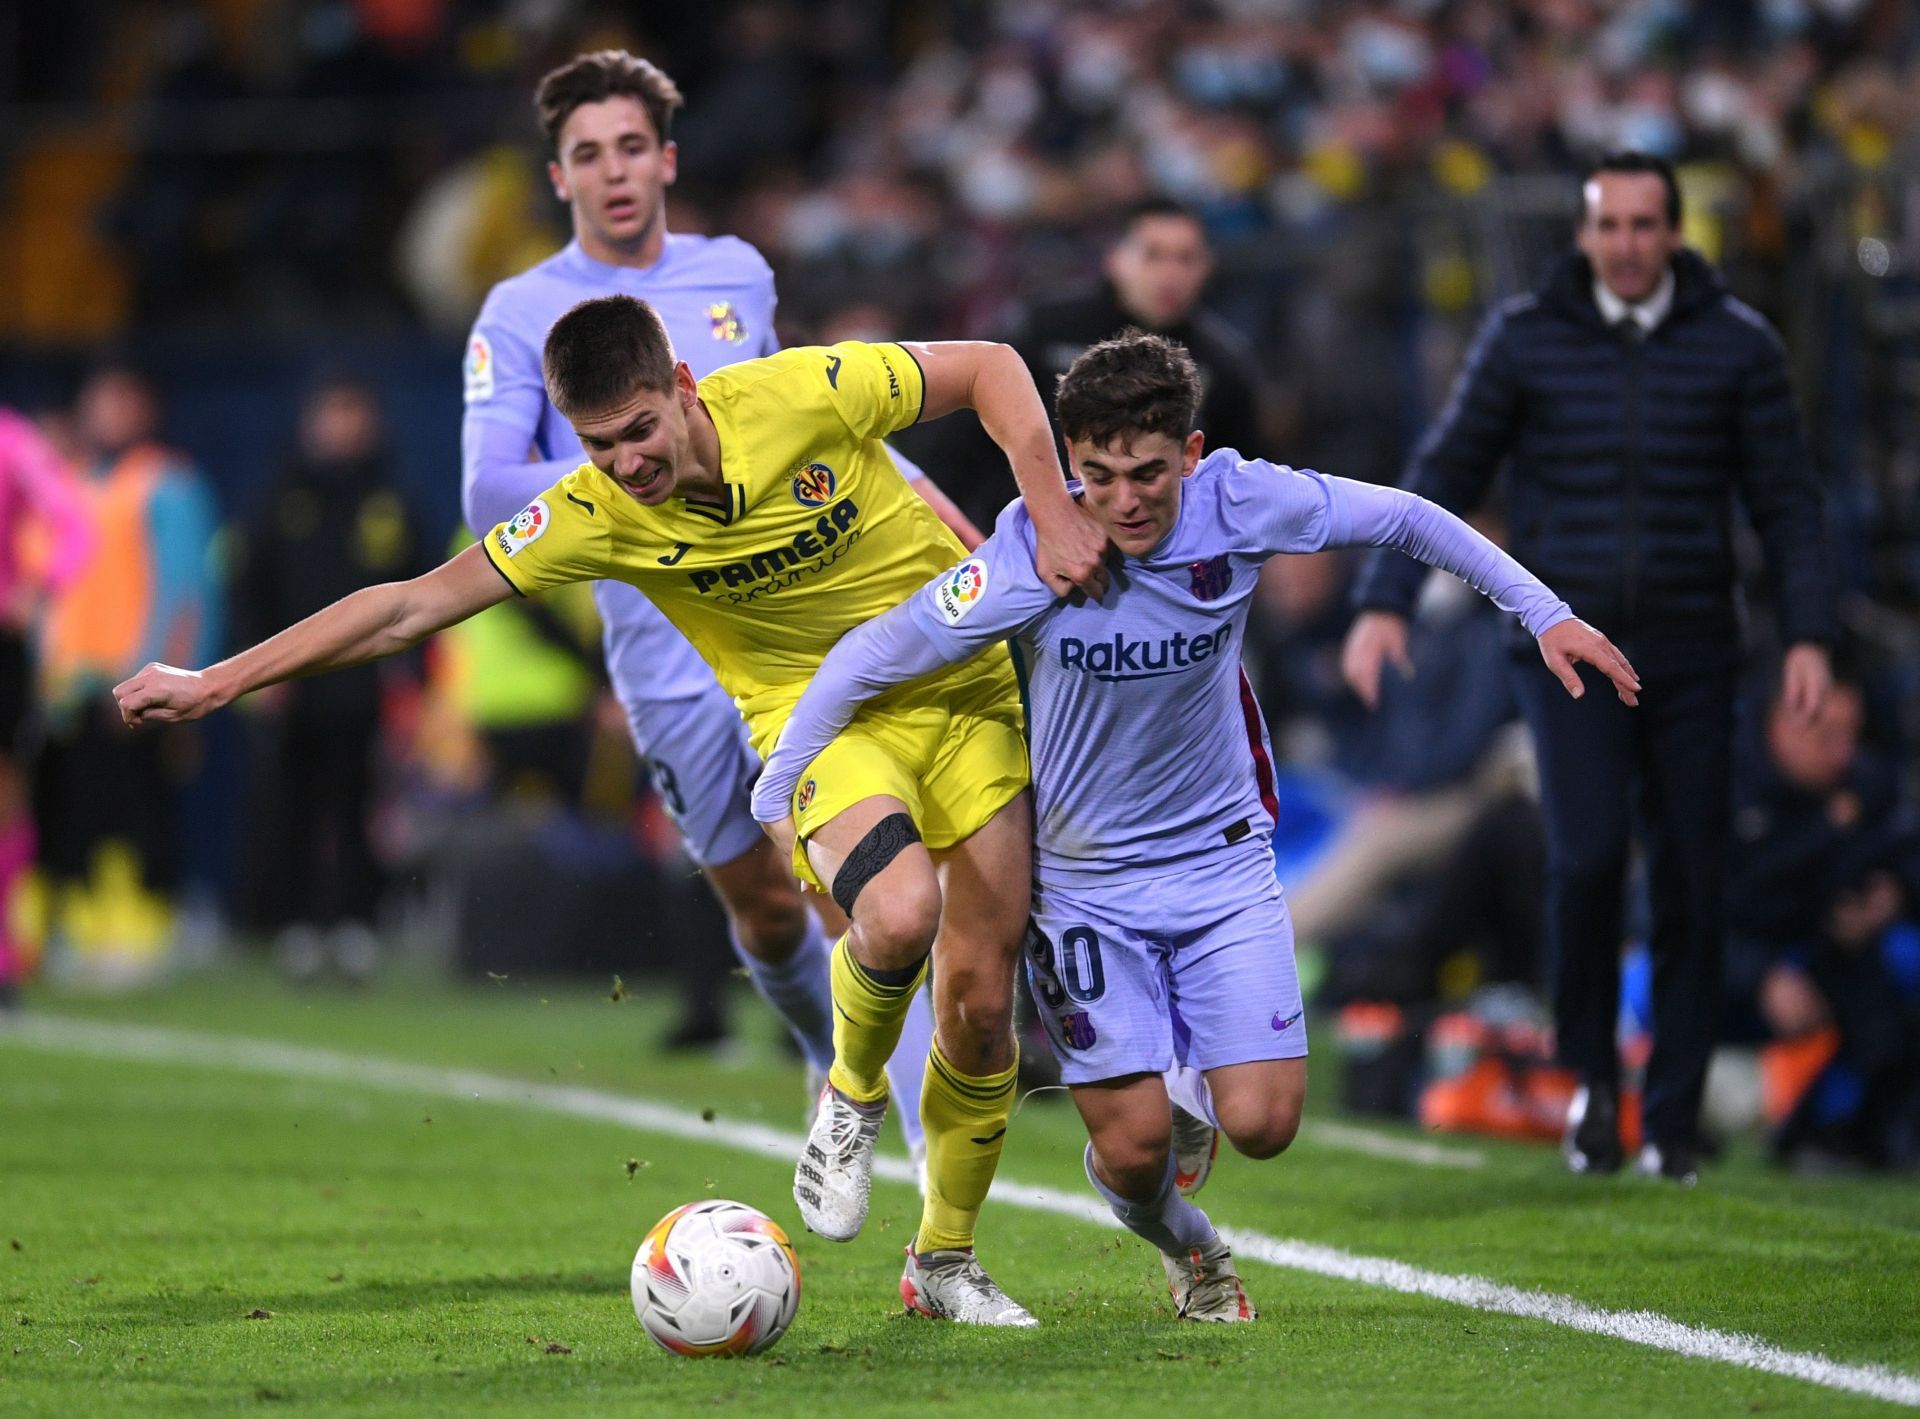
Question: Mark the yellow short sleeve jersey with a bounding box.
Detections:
[480,341,1017,752]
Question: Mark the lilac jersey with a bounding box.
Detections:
[754,451,1574,885]
[460,234,781,703]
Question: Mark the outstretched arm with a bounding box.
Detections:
[1240,462,1638,706]
[1350,303,1521,619]
[115,543,514,725]
[905,341,1106,596]
[1326,476,1639,705]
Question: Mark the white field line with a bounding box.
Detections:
[1307,1119,1483,1169]
[4,1014,1916,1409]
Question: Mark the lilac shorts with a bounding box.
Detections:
[1025,844,1307,1086]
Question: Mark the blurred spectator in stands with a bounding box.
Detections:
[670,2,809,178]
[395,146,564,332]
[35,363,222,983]
[100,8,254,327]
[0,411,93,1007]
[1727,676,1920,1170]
[232,373,421,982]
[892,198,1268,526]
[1009,198,1265,457]
[252,0,448,328]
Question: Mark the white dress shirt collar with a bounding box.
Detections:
[1593,266,1675,334]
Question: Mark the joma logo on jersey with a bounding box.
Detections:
[791,462,836,507]
[687,499,861,593]
[1059,626,1229,680]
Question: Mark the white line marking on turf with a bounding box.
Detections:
[1307,1119,1483,1169]
[5,1014,1915,1409]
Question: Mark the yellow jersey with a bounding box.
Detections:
[480,340,1015,752]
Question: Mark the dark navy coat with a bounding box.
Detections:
[1353,249,1833,671]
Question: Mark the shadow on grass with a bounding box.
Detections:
[100,1270,618,1328]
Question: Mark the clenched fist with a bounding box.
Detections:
[113,663,225,727]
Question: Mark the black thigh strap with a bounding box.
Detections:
[831,813,922,915]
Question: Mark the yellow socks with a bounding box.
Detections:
[826,935,927,1105]
[825,937,1019,1252]
[916,1040,1018,1253]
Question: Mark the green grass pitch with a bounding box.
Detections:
[3,969,1917,1417]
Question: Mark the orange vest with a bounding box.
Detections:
[40,446,164,701]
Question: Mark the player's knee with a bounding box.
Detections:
[728,889,810,963]
[849,872,941,968]
[711,848,811,962]
[1093,1135,1171,1201]
[1224,1116,1299,1161]
[1220,1099,1302,1161]
[931,959,1016,1075]
[938,959,1014,1040]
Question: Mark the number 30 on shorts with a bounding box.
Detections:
[1027,924,1106,1006]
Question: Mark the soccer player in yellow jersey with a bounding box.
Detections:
[114,293,1110,1327]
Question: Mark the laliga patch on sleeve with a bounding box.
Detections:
[463,333,494,403]
[933,558,989,625]
[494,498,550,558]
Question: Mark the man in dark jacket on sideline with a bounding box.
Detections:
[1341,152,1836,1184]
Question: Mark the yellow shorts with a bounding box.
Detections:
[784,669,1028,891]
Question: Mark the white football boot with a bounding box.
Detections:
[1162,1235,1256,1322]
[900,1246,1039,1327]
[1171,1104,1221,1199]
[794,1082,885,1241]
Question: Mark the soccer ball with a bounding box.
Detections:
[630,1200,801,1357]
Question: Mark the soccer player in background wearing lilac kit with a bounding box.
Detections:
[754,332,1639,1320]
[462,52,967,1152]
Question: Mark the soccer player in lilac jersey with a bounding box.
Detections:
[461,52,969,1147]
[754,332,1639,1321]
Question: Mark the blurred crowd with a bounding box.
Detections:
[2,0,1919,1169]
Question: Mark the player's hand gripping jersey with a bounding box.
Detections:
[482,341,1028,859]
[754,453,1574,884]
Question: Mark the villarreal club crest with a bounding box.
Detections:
[791,462,837,508]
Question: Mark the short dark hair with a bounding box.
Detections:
[80,356,154,393]
[1119,197,1203,240]
[1580,151,1682,228]
[535,50,685,156]
[1055,330,1203,448]
[542,295,677,418]
[303,366,376,405]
